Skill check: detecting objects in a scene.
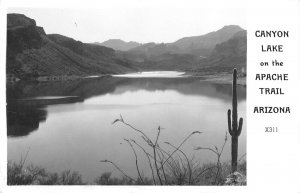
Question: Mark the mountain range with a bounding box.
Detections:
[95,39,141,51]
[7,14,136,80]
[6,13,246,80]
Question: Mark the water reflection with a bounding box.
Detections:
[7,76,245,138]
[7,103,47,137]
[7,97,83,137]
[7,75,246,182]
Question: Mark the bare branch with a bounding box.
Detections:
[154,126,161,146]
[124,138,144,184]
[160,131,202,169]
[165,142,192,184]
[156,148,168,184]
[238,153,247,162]
[219,132,228,156]
[100,160,135,182]
[153,126,163,185]
[194,166,218,182]
[130,139,156,185]
[115,115,153,146]
[156,145,181,177]
[153,145,163,185]
[194,147,218,155]
[20,147,31,169]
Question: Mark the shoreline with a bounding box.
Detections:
[7,71,247,86]
[193,74,246,86]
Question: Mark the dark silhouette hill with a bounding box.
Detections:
[7,14,136,80]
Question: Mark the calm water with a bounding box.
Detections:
[7,71,246,182]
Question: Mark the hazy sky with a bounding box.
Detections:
[8,2,246,44]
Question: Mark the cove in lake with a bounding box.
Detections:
[7,71,246,182]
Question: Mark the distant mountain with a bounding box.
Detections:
[121,29,247,73]
[124,25,244,62]
[7,14,136,80]
[172,25,244,56]
[95,39,141,51]
[6,13,246,79]
[120,43,177,63]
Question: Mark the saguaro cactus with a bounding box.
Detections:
[227,68,243,173]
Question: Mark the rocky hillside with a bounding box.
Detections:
[7,14,247,79]
[124,25,244,60]
[172,25,244,56]
[117,25,246,71]
[7,14,136,80]
[117,28,246,72]
[210,30,246,58]
[194,30,247,74]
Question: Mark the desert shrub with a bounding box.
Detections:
[7,161,84,185]
[99,115,246,186]
[94,172,152,185]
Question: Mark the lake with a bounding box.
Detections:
[7,71,246,183]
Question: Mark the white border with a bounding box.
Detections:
[1,0,300,192]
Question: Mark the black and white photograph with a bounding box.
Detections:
[5,5,247,186]
[0,0,300,193]
[1,0,299,191]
